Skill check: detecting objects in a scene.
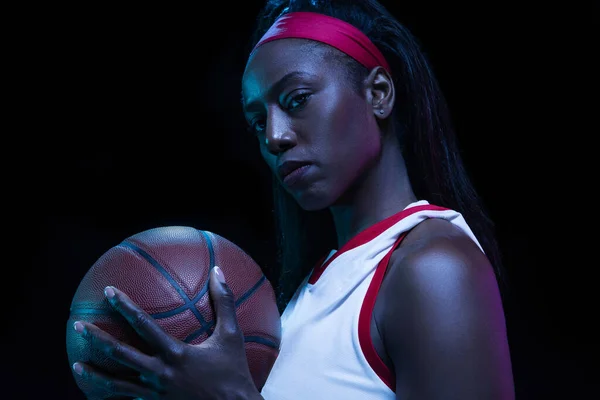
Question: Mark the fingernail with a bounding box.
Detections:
[73,321,84,333]
[104,286,115,299]
[73,362,83,375]
[214,266,226,284]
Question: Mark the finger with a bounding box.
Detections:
[104,286,180,353]
[73,321,158,374]
[209,266,242,340]
[72,361,158,399]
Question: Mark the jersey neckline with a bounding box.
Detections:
[308,201,448,284]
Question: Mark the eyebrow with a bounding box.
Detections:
[241,71,317,112]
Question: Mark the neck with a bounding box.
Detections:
[329,134,417,249]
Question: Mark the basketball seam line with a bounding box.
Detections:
[183,274,270,344]
[70,231,278,349]
[120,241,210,329]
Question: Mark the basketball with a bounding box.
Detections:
[66,226,281,399]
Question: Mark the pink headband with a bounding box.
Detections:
[252,11,391,74]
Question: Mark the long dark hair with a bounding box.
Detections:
[245,0,507,312]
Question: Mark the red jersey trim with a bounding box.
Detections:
[357,232,407,392]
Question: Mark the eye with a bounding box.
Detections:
[286,92,311,110]
[247,118,265,136]
[245,92,311,136]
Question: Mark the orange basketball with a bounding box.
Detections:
[66,226,281,399]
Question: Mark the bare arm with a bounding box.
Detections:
[379,220,515,399]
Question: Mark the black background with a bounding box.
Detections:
[10,1,592,399]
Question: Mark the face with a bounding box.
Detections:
[241,39,382,211]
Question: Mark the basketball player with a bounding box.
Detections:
[71,1,515,398]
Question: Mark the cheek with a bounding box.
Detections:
[329,97,379,161]
[328,89,371,138]
[327,108,382,192]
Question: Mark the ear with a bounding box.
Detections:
[365,66,395,119]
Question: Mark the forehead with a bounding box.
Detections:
[242,39,333,100]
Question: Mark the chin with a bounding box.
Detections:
[292,189,335,212]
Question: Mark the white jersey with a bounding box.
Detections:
[260,201,484,399]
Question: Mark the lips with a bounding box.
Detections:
[277,160,311,181]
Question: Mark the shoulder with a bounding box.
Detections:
[376,217,514,398]
[379,217,495,327]
[391,216,491,284]
[382,217,492,301]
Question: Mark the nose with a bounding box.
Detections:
[265,111,296,156]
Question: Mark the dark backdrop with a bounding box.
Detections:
[12,1,591,399]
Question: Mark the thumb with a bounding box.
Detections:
[209,266,241,339]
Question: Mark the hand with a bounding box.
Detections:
[72,266,262,400]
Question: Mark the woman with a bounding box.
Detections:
[71,0,515,398]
